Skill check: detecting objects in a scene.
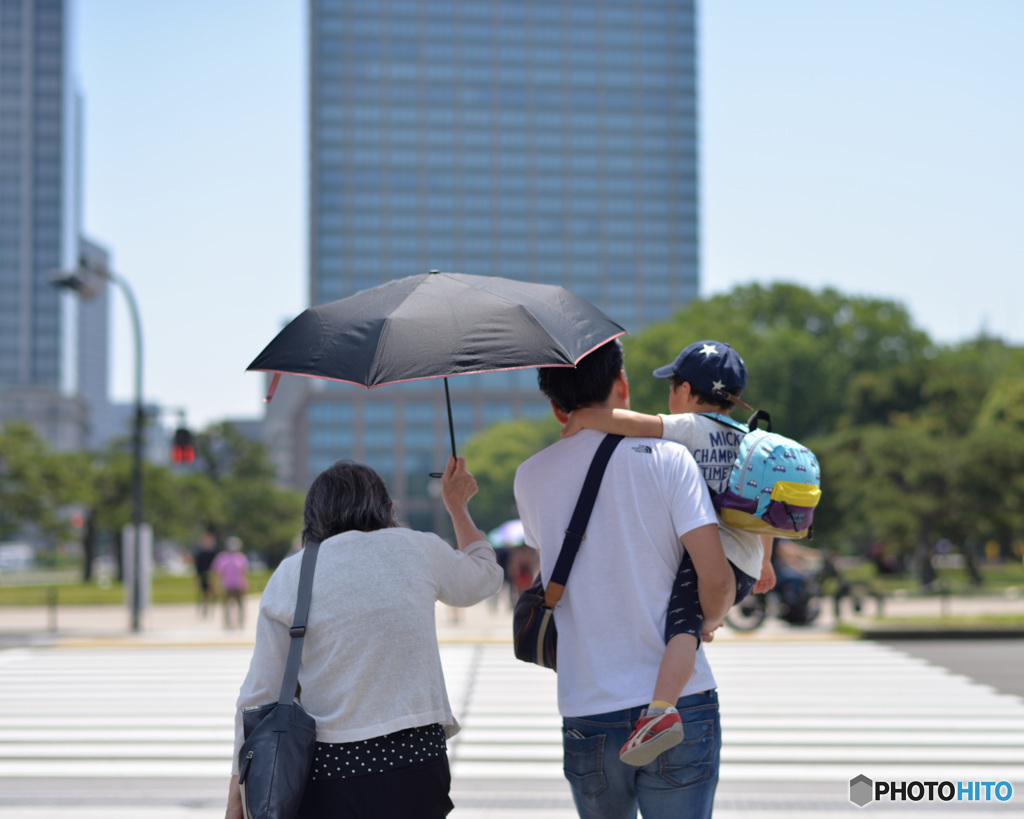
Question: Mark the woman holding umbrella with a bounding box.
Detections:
[225,456,503,818]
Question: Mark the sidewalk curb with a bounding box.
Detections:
[858,627,1024,641]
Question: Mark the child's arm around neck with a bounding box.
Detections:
[561,407,665,439]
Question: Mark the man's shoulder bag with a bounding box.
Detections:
[512,434,622,671]
[237,542,320,819]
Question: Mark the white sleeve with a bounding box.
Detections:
[658,412,696,445]
[663,444,718,540]
[431,535,504,607]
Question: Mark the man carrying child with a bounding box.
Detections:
[514,339,734,819]
[562,339,775,768]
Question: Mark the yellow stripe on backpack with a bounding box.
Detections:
[771,482,821,508]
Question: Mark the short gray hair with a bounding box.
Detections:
[302,461,396,544]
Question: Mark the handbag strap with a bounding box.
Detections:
[544,434,623,607]
[277,541,320,706]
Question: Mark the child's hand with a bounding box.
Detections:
[702,620,724,643]
[560,411,584,438]
[753,561,776,594]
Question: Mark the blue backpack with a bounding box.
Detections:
[702,411,821,539]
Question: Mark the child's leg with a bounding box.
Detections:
[653,550,705,706]
[619,552,703,766]
[654,565,752,707]
[652,633,697,706]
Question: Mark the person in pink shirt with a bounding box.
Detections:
[211,537,249,630]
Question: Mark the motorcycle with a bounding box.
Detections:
[724,572,822,631]
[725,548,875,631]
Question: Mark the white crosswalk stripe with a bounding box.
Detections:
[0,640,1022,795]
[450,642,1024,788]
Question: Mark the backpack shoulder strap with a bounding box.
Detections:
[700,410,774,434]
[699,412,750,435]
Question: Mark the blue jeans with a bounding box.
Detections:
[562,690,720,819]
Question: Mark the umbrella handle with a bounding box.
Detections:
[429,377,458,479]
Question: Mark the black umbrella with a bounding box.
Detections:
[248,271,626,472]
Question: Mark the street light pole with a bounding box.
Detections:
[52,260,146,632]
[118,269,145,633]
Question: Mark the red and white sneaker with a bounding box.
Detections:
[619,706,683,766]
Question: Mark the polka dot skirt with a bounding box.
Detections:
[310,723,447,781]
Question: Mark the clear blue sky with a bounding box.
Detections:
[76,1,1024,429]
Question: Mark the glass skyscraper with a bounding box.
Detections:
[0,0,86,450]
[298,0,699,529]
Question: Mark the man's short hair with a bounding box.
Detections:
[538,339,624,414]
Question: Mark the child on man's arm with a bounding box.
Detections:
[563,340,775,766]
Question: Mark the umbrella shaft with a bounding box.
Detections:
[444,377,457,460]
[429,378,458,479]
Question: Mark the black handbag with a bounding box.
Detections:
[513,435,622,670]
[238,542,320,819]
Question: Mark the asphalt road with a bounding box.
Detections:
[879,638,1024,700]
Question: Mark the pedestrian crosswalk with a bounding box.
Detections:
[0,646,245,779]
[450,642,1024,787]
[0,641,1022,804]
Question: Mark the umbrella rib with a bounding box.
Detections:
[368,313,396,384]
[444,272,584,364]
[511,306,578,364]
[365,277,428,383]
[447,274,625,363]
[372,273,583,376]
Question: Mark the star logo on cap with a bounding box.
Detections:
[712,380,725,393]
[700,343,719,358]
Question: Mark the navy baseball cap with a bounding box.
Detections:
[653,340,750,406]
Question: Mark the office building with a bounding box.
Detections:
[0,0,87,450]
[295,0,699,529]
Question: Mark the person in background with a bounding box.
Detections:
[211,536,249,630]
[193,530,218,618]
[224,457,502,819]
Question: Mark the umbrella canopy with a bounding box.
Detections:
[248,271,627,468]
[248,271,626,388]
[486,518,526,549]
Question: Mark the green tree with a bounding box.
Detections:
[955,376,1024,547]
[625,283,932,439]
[192,423,304,565]
[68,446,209,580]
[843,339,1024,434]
[462,416,562,533]
[812,419,957,577]
[0,423,82,543]
[975,375,1024,430]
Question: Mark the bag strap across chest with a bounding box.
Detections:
[543,433,623,607]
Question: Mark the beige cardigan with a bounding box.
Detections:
[231,528,502,773]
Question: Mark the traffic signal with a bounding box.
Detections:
[171,427,195,465]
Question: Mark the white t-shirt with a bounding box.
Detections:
[659,412,764,579]
[514,429,719,718]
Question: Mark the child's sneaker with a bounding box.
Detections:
[619,707,683,766]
